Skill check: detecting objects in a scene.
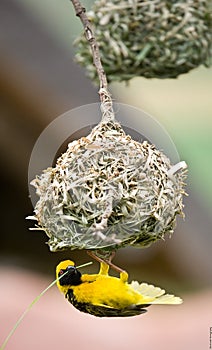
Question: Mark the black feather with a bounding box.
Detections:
[66,289,150,317]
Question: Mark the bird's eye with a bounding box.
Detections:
[59,269,64,276]
[66,265,75,271]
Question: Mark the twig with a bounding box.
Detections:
[87,251,127,275]
[70,0,114,122]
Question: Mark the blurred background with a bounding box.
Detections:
[0,1,211,349]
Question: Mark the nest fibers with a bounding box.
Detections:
[29,119,187,252]
[75,0,212,83]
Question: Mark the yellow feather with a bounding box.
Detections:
[130,281,182,304]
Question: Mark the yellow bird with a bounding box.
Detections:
[56,260,182,317]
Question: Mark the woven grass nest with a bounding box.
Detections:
[30,119,187,252]
[75,0,212,82]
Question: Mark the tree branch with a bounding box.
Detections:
[70,0,114,122]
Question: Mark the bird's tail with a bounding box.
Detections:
[130,281,183,304]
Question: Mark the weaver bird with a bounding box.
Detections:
[56,259,182,317]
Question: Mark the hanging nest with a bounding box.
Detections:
[29,119,187,252]
[75,0,212,83]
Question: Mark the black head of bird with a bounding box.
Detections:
[58,264,82,286]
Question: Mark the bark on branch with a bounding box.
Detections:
[70,0,114,121]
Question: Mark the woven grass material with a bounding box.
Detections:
[75,0,212,83]
[30,120,187,252]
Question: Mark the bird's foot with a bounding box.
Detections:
[87,250,128,281]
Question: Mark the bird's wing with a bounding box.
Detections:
[130,281,183,304]
[85,303,149,317]
[148,294,183,304]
